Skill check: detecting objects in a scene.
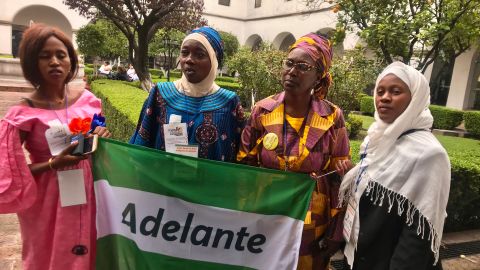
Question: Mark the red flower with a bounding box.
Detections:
[69,117,92,134]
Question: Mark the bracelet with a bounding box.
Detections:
[48,157,56,170]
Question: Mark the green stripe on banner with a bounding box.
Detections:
[97,234,255,270]
[92,138,314,220]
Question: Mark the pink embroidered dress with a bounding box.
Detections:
[0,90,101,270]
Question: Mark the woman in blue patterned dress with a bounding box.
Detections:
[130,26,245,161]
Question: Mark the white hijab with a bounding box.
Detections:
[174,33,220,97]
[341,62,450,266]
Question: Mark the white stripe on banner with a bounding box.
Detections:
[95,180,303,270]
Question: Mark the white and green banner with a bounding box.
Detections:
[93,139,314,270]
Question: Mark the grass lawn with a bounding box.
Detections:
[91,80,148,125]
[152,77,180,83]
[351,114,375,130]
[90,80,479,170]
[349,114,480,166]
[151,77,240,91]
[436,135,480,166]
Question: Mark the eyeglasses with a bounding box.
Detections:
[281,59,319,72]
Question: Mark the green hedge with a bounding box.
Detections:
[350,135,480,232]
[430,105,464,130]
[87,74,102,85]
[90,80,147,142]
[359,96,375,115]
[170,70,182,78]
[346,115,363,139]
[215,76,238,83]
[217,81,240,91]
[150,68,163,78]
[446,159,480,231]
[436,135,480,231]
[464,111,480,136]
[153,72,238,84]
[149,78,240,92]
[84,63,94,68]
[359,97,464,131]
[84,67,94,76]
[152,78,180,84]
[91,78,480,231]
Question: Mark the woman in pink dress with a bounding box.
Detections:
[0,24,110,270]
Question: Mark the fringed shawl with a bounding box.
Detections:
[340,62,450,266]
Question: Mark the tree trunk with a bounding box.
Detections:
[128,40,134,65]
[250,90,256,110]
[134,29,153,91]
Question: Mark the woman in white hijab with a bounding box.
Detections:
[130,26,245,161]
[338,62,450,270]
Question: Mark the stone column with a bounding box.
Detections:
[447,47,478,110]
[0,24,12,55]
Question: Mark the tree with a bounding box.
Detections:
[76,19,129,70]
[303,0,480,72]
[76,24,104,62]
[227,43,287,109]
[218,31,239,70]
[328,46,383,116]
[149,28,186,80]
[94,19,129,60]
[65,0,205,90]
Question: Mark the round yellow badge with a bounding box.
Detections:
[263,133,279,150]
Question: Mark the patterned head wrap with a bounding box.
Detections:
[289,33,333,98]
[191,26,224,66]
[177,26,223,97]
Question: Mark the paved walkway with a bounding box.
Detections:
[0,89,479,270]
[0,215,21,270]
[330,229,480,270]
[441,230,480,270]
[0,91,26,270]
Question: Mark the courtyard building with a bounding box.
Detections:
[0,0,478,110]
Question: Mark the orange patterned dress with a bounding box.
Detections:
[237,91,350,270]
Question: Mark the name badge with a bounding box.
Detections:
[45,120,72,156]
[163,122,188,153]
[343,196,357,241]
[174,144,199,158]
[57,169,87,207]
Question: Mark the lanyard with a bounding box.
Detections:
[354,141,369,192]
[352,129,425,192]
[282,99,310,171]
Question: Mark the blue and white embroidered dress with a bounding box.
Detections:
[130,82,245,162]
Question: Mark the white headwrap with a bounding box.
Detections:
[174,33,220,97]
[341,62,451,266]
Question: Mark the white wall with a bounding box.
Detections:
[12,5,73,36]
[244,0,330,19]
[203,0,356,50]
[203,15,247,44]
[205,2,478,110]
[0,24,12,55]
[0,0,89,55]
[447,48,478,109]
[0,0,88,30]
[203,0,248,19]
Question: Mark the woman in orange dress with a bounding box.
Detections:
[237,33,351,270]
